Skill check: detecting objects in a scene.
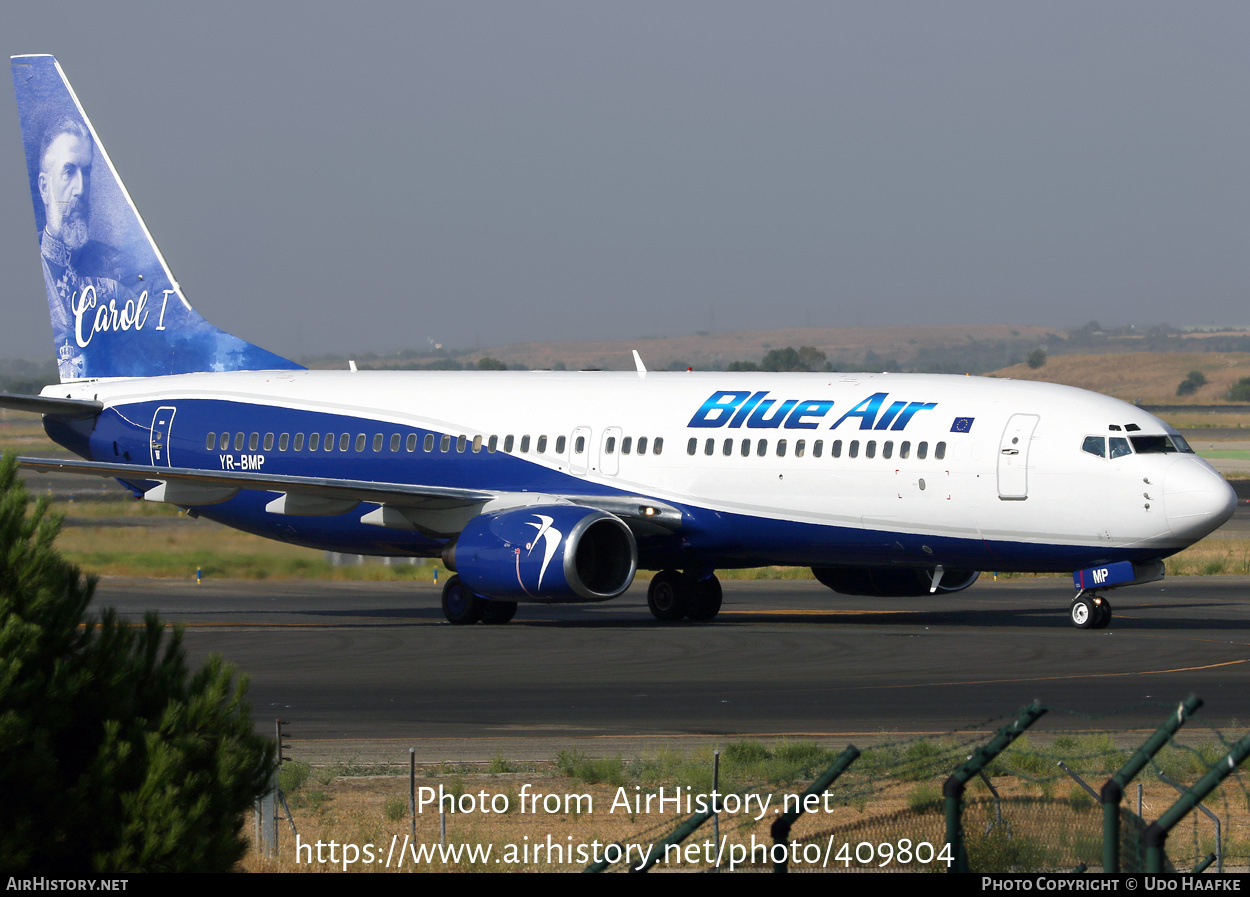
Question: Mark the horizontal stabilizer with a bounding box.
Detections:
[0,392,102,418]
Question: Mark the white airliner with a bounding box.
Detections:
[5,56,1238,628]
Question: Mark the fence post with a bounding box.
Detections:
[1145,731,1250,873]
[1101,694,1201,872]
[770,746,861,872]
[944,701,1047,873]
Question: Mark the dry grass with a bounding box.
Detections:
[1164,535,1250,577]
[992,352,1250,406]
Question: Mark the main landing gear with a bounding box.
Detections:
[1070,592,1112,630]
[441,575,517,625]
[647,570,723,622]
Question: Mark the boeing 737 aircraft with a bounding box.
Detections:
[5,56,1238,628]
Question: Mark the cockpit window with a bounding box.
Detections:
[1130,435,1176,454]
[1109,437,1132,458]
[1082,436,1106,458]
[1130,434,1195,455]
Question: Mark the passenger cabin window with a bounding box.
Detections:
[520,435,530,453]
[375,434,385,452]
[723,438,733,456]
[555,436,566,454]
[405,434,416,452]
[637,437,648,454]
[1082,436,1106,458]
[575,435,586,454]
[279,433,289,451]
[882,441,892,460]
[686,437,696,456]
[264,433,274,451]
[704,438,714,456]
[740,438,750,457]
[488,435,498,453]
[309,433,321,451]
[390,434,400,452]
[205,433,215,450]
[776,439,787,457]
[756,439,767,457]
[794,439,805,457]
[355,434,366,452]
[294,433,305,451]
[917,441,928,460]
[339,433,351,452]
[831,440,842,458]
[865,440,876,459]
[504,435,514,453]
[537,435,548,453]
[234,433,244,451]
[935,441,946,460]
[900,441,910,459]
[220,433,230,451]
[813,440,823,458]
[440,435,451,452]
[622,437,633,454]
[325,433,335,451]
[456,435,467,452]
[472,435,483,453]
[653,437,663,455]
[849,440,859,459]
[424,434,434,452]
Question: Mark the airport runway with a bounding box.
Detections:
[90,575,1250,762]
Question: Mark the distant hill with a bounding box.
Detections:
[990,352,1250,405]
[303,322,1250,380]
[6,323,1250,398]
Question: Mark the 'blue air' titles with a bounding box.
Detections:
[687,391,938,431]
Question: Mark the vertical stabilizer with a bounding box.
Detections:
[11,55,301,381]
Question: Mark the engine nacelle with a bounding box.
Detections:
[811,566,979,597]
[448,505,637,602]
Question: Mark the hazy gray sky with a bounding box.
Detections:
[3,2,1248,362]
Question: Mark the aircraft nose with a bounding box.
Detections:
[1163,460,1237,540]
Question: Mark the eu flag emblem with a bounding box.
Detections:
[951,417,974,433]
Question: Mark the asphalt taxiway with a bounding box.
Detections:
[90,574,1250,762]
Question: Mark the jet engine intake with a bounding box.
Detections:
[450,505,637,602]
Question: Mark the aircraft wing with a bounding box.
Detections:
[17,456,683,536]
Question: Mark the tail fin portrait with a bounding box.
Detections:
[11,55,300,382]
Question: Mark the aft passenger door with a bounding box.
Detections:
[997,414,1039,500]
[150,406,177,467]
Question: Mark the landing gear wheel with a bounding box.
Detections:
[1070,594,1097,630]
[441,575,481,625]
[479,599,517,625]
[647,569,688,621]
[685,574,723,622]
[1092,597,1112,629]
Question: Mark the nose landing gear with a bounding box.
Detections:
[1070,592,1111,630]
